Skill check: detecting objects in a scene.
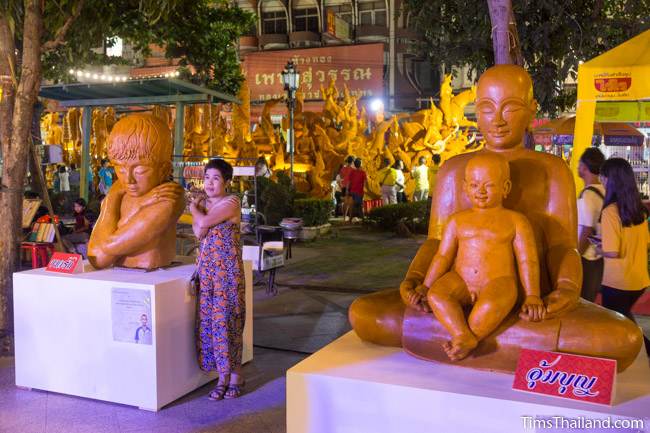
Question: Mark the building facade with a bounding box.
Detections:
[235,0,440,112]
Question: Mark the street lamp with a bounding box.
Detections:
[281,60,300,185]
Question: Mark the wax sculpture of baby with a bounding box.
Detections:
[88,114,185,270]
[414,152,546,361]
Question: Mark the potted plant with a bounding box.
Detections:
[293,199,334,240]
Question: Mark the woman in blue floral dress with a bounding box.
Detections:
[190,159,245,400]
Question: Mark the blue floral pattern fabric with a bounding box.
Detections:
[196,220,245,375]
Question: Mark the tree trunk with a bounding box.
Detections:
[0,16,16,150]
[0,0,43,352]
[487,0,523,66]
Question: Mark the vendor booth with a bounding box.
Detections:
[571,29,650,192]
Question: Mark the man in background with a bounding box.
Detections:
[576,147,606,302]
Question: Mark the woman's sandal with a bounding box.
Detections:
[208,383,227,401]
[224,380,245,399]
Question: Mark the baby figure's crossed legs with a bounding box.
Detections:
[426,271,518,361]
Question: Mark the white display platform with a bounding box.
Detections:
[287,332,650,433]
[14,260,253,411]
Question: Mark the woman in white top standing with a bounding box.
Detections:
[58,165,71,213]
[393,159,406,203]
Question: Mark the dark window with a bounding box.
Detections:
[358,1,386,26]
[293,7,319,32]
[262,11,288,34]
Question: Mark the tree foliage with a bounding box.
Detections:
[404,0,650,115]
[33,0,254,94]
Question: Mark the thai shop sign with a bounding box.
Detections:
[242,44,384,102]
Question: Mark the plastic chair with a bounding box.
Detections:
[21,242,55,268]
[254,225,285,295]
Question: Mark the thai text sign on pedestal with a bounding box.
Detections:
[512,348,616,406]
[46,252,83,274]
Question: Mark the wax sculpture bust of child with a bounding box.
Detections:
[414,152,545,361]
[88,114,185,270]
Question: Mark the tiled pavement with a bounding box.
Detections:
[2,226,649,432]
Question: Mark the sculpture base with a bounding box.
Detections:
[13,261,253,411]
[403,300,643,373]
[287,332,650,433]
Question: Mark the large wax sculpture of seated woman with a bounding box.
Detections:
[349,65,643,372]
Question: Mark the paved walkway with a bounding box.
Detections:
[1,226,648,433]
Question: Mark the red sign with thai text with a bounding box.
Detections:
[46,252,83,274]
[512,348,616,406]
[594,77,632,93]
[242,44,384,102]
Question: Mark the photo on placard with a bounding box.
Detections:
[111,287,153,345]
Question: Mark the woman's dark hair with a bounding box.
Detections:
[354,158,362,168]
[58,165,66,173]
[601,158,647,227]
[74,198,87,209]
[392,159,403,169]
[205,158,233,181]
[432,154,441,165]
[345,155,354,164]
[579,147,605,175]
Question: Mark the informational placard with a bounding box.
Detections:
[46,252,83,274]
[512,348,616,406]
[111,288,153,345]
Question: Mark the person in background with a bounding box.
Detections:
[331,165,343,217]
[53,165,61,193]
[68,163,80,199]
[347,158,367,222]
[61,197,95,256]
[339,156,355,219]
[87,166,95,198]
[427,154,442,209]
[255,156,272,178]
[576,148,606,301]
[596,158,650,357]
[411,156,429,201]
[378,158,397,205]
[58,165,71,213]
[98,159,114,194]
[394,159,407,203]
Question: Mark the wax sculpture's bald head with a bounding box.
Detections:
[465,152,511,184]
[477,65,535,105]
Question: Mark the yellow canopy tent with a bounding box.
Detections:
[571,29,650,193]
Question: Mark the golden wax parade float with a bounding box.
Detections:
[348,65,643,373]
[180,74,483,199]
[40,73,482,198]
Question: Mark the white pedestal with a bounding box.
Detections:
[287,332,650,433]
[14,261,253,411]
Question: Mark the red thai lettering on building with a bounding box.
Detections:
[242,44,384,102]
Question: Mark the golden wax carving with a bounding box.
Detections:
[88,114,185,270]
